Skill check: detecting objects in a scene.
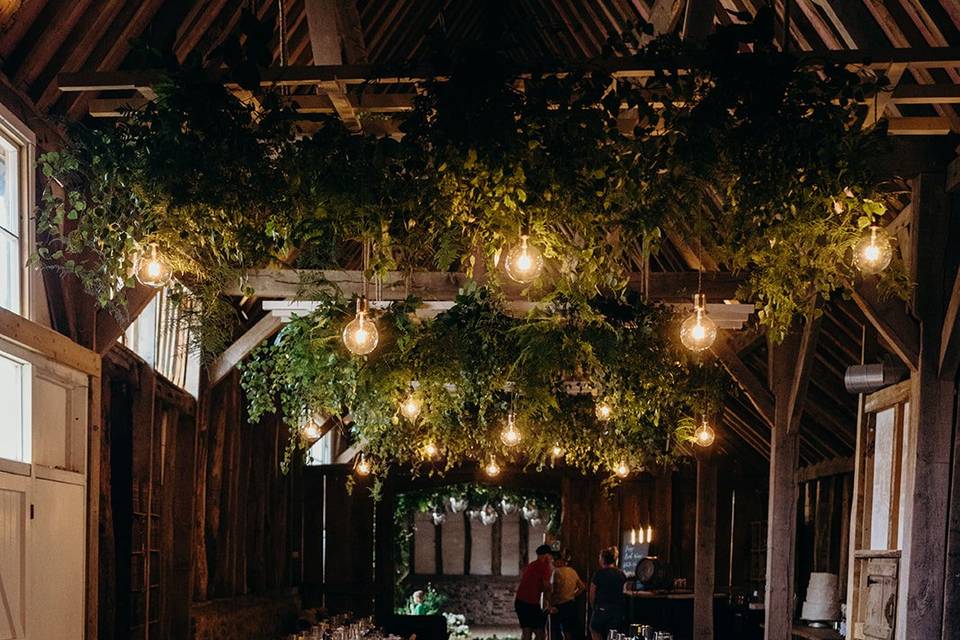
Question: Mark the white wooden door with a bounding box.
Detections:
[28,478,84,640]
[0,472,28,640]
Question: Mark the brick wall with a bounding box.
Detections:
[407,575,520,626]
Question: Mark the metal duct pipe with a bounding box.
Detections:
[844,363,906,394]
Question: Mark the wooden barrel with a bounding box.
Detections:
[634,556,670,589]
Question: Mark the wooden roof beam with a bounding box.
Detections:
[207,313,284,386]
[713,336,776,427]
[306,0,363,132]
[57,46,960,92]
[222,268,745,302]
[938,262,960,377]
[850,279,919,372]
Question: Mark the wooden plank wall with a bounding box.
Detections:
[193,369,302,603]
[98,346,198,639]
[795,473,854,602]
[97,346,302,640]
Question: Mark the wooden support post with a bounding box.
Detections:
[899,172,954,639]
[764,315,820,640]
[693,453,717,640]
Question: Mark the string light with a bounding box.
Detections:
[595,399,613,421]
[485,457,501,477]
[355,453,372,476]
[400,393,422,420]
[853,225,893,274]
[694,415,716,447]
[614,461,630,478]
[422,441,439,459]
[342,297,379,355]
[134,243,173,288]
[680,293,717,352]
[504,234,543,283]
[500,412,522,447]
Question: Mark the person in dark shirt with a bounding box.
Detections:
[516,544,555,640]
[588,547,626,640]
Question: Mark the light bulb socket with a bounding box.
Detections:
[693,292,707,311]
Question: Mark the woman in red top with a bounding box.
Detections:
[515,544,554,640]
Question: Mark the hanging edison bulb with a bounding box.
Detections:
[355,453,372,476]
[595,399,613,421]
[680,293,718,352]
[694,415,716,447]
[853,225,894,275]
[500,412,522,447]
[485,457,501,477]
[422,441,439,459]
[302,419,323,442]
[550,444,564,458]
[614,461,631,479]
[134,243,174,288]
[342,297,379,355]
[400,393,422,421]
[504,234,544,284]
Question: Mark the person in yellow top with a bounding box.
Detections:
[550,550,586,640]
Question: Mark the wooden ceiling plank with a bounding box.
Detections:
[207,313,284,385]
[175,0,231,62]
[63,0,168,121]
[0,0,52,59]
[34,0,127,111]
[810,0,858,49]
[795,0,843,50]
[12,0,94,89]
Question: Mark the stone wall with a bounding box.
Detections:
[191,592,301,640]
[407,575,519,626]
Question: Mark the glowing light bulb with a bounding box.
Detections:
[303,421,322,442]
[500,413,522,447]
[694,415,716,448]
[355,454,372,476]
[614,461,630,478]
[551,444,564,458]
[646,525,653,543]
[342,299,379,355]
[595,400,613,421]
[504,234,544,284]
[401,394,421,420]
[680,293,717,352]
[134,244,173,288]
[422,441,439,459]
[485,457,501,477]
[853,225,893,275]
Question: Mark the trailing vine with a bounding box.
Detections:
[35,16,907,355]
[241,285,726,474]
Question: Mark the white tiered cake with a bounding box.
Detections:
[801,572,840,622]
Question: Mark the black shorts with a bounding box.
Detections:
[552,600,579,634]
[589,606,623,637]
[516,599,547,629]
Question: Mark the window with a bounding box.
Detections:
[121,288,200,396]
[0,349,30,463]
[0,133,21,313]
[0,107,32,317]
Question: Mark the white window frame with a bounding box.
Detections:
[0,101,36,319]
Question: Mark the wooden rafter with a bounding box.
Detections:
[850,279,920,372]
[939,267,960,376]
[305,0,362,132]
[207,313,284,386]
[713,337,776,427]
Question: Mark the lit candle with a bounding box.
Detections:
[630,528,636,545]
[647,525,653,543]
[638,528,645,544]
